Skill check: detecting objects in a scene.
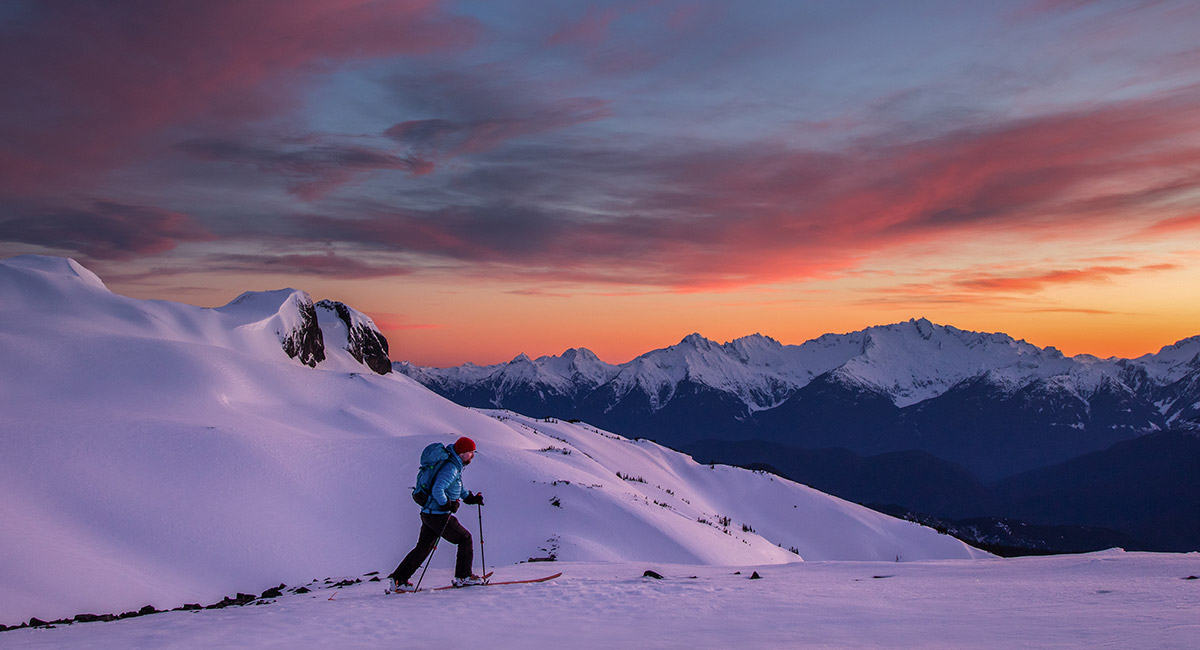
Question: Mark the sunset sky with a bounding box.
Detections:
[2,0,1199,366]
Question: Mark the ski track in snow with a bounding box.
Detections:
[4,553,1198,649]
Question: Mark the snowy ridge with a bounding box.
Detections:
[0,256,985,626]
[403,317,1200,414]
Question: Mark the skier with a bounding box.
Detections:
[388,436,486,591]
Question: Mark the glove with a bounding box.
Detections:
[446,499,460,513]
[463,492,484,506]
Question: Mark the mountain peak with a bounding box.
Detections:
[679,333,718,349]
[911,317,935,339]
[1155,335,1200,358]
[561,347,601,362]
[728,332,782,347]
[1,254,109,291]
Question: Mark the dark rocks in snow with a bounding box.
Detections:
[749,571,762,580]
[643,570,664,579]
[4,580,316,632]
[316,300,391,375]
[206,593,257,609]
[281,295,325,368]
[260,584,286,599]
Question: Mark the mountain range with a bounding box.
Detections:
[398,320,1200,552]
[398,321,1200,478]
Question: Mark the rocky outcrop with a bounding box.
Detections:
[277,293,326,368]
[315,300,391,375]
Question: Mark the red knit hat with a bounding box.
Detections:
[454,436,476,454]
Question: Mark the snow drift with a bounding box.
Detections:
[0,256,985,626]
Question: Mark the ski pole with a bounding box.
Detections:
[477,503,487,583]
[413,516,452,592]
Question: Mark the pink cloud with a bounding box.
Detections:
[0,0,478,191]
[0,201,216,260]
[954,264,1178,292]
[273,86,1200,289]
[1139,213,1200,237]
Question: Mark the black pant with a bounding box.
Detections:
[389,512,474,582]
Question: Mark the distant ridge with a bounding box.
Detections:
[398,320,1200,478]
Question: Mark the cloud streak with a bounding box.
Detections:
[176,137,434,201]
[954,264,1179,292]
[0,201,216,260]
[263,88,1200,291]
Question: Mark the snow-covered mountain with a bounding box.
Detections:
[0,256,985,627]
[399,319,1200,478]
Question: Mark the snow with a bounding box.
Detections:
[0,256,984,630]
[407,317,1194,413]
[1133,336,1200,384]
[3,552,1198,649]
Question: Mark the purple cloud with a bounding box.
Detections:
[0,201,216,260]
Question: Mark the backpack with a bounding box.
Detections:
[411,442,452,506]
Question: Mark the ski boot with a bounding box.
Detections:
[452,574,486,587]
[387,577,418,594]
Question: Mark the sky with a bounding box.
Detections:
[2,0,1199,366]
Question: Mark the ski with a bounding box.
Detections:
[385,572,494,594]
[432,572,562,590]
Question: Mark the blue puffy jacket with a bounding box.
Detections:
[421,446,466,515]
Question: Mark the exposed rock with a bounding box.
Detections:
[316,300,391,375]
[205,593,257,609]
[260,584,286,599]
[280,295,325,368]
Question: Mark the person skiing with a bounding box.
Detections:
[388,436,486,591]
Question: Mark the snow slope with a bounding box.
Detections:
[4,552,1198,649]
[0,256,984,627]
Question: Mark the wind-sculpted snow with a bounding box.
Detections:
[225,289,326,367]
[0,256,985,627]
